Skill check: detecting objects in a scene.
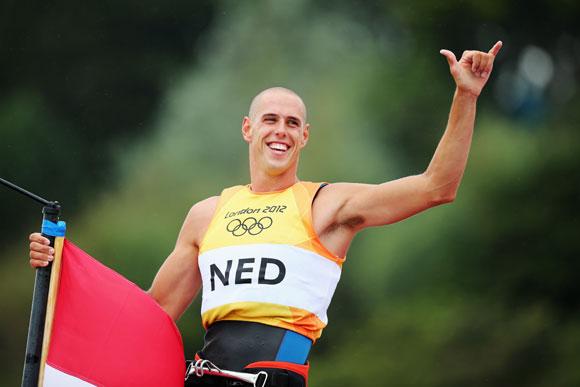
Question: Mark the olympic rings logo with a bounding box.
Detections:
[226,216,273,237]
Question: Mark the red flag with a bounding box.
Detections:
[43,240,185,386]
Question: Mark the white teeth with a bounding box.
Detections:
[269,142,288,151]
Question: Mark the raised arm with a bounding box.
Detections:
[315,42,503,240]
[148,196,217,321]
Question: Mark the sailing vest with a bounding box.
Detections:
[198,182,345,341]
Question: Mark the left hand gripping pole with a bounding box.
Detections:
[21,202,64,387]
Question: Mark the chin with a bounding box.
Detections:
[265,165,289,177]
[263,159,293,176]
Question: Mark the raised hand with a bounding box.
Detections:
[440,41,503,97]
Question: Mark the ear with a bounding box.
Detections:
[300,123,310,149]
[241,116,252,143]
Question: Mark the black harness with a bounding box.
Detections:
[185,321,310,387]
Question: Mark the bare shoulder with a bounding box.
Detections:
[313,182,370,210]
[188,196,219,220]
[315,182,370,200]
[312,182,367,232]
[309,182,367,258]
[314,174,439,235]
[179,196,220,247]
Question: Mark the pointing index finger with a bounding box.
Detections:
[489,40,503,57]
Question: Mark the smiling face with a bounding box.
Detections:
[242,88,310,182]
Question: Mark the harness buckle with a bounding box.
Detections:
[185,359,268,387]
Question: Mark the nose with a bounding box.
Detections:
[273,121,287,137]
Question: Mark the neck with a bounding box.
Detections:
[249,162,299,193]
[249,171,299,193]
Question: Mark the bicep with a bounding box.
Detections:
[149,203,212,321]
[333,174,441,229]
[149,242,201,321]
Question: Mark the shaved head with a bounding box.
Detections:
[241,86,311,188]
[248,87,307,122]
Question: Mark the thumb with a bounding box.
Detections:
[439,49,457,68]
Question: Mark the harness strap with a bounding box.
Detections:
[275,330,311,364]
[244,361,309,384]
[185,358,268,387]
[187,355,309,386]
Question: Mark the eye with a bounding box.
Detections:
[287,119,299,127]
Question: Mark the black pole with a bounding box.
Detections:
[0,177,62,387]
[22,202,61,387]
[0,177,51,206]
[0,177,64,386]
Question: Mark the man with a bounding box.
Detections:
[29,41,503,386]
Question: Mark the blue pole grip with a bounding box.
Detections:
[41,220,66,237]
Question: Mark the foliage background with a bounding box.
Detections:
[1,1,579,385]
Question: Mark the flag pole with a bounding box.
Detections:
[38,233,65,385]
[0,177,62,387]
[21,202,62,387]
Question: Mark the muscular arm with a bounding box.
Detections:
[341,88,477,227]
[315,90,474,233]
[148,196,217,321]
[314,42,502,253]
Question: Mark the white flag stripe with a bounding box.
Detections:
[43,364,96,386]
